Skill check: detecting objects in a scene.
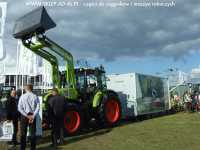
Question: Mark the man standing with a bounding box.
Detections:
[191,91,198,112]
[18,84,40,150]
[183,91,191,112]
[48,88,65,147]
[5,89,19,146]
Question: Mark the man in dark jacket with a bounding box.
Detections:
[48,88,65,147]
[5,89,19,146]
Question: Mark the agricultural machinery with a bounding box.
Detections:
[13,7,121,135]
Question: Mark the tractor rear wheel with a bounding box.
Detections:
[97,93,121,127]
[63,104,82,135]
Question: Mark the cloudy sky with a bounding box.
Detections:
[1,0,200,75]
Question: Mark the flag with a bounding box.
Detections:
[0,2,7,60]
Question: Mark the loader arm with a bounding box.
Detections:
[13,6,77,93]
[37,35,76,89]
[21,35,76,89]
[22,39,61,87]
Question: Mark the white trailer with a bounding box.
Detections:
[107,73,170,119]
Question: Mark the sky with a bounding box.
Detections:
[1,0,200,76]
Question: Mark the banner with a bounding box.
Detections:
[0,121,13,141]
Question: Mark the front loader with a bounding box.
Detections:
[13,7,121,135]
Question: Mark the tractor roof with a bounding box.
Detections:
[75,67,105,75]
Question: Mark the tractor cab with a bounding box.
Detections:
[75,66,107,100]
[59,66,107,100]
[75,66,107,91]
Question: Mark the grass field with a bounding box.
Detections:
[1,112,200,150]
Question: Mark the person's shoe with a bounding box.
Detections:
[57,139,60,144]
[60,140,64,145]
[59,138,64,145]
[57,138,64,145]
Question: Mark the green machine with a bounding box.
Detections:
[13,7,121,134]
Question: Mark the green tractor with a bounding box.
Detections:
[13,7,121,135]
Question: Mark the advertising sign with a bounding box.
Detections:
[136,74,165,114]
[0,121,13,141]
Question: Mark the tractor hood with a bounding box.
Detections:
[13,6,56,39]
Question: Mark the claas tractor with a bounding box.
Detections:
[13,7,121,135]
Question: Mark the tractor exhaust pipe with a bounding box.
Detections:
[13,6,56,39]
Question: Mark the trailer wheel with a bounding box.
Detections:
[97,93,121,127]
[63,104,82,135]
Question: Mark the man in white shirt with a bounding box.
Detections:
[18,84,40,150]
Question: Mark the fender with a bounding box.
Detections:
[42,91,52,111]
[92,90,103,108]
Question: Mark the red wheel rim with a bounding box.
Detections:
[105,99,120,123]
[64,111,80,133]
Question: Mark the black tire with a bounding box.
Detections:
[63,103,82,136]
[97,92,121,127]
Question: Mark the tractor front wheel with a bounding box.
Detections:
[63,104,82,135]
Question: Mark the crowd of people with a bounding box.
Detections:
[1,84,65,150]
[183,91,200,112]
[170,90,200,112]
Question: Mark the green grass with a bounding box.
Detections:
[1,112,200,150]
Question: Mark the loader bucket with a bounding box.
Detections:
[13,6,56,39]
